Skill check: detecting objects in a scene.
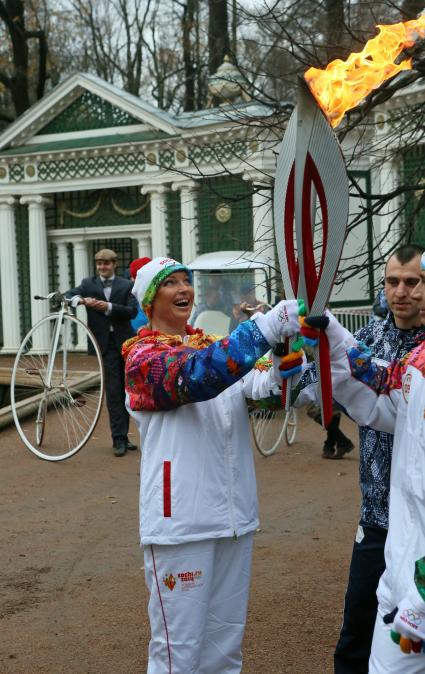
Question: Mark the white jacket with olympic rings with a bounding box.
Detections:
[295,315,425,615]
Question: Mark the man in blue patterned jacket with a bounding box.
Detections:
[334,244,425,674]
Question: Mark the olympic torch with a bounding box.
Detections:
[274,14,425,428]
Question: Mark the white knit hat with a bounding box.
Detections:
[132,256,192,318]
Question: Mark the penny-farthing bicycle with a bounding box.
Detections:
[250,400,298,457]
[11,292,104,461]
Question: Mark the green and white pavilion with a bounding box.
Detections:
[0,68,421,351]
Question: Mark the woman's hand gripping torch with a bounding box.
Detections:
[274,306,330,381]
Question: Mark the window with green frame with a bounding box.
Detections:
[197,176,253,254]
[45,186,150,231]
[15,203,31,337]
[89,238,137,278]
[403,145,425,246]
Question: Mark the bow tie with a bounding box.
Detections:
[102,279,113,288]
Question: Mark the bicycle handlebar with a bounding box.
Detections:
[34,292,68,303]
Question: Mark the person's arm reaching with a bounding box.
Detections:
[291,312,404,434]
[65,281,87,307]
[125,300,300,411]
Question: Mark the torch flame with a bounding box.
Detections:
[305,16,425,128]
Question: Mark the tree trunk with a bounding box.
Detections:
[400,0,424,18]
[4,0,30,115]
[325,0,345,62]
[0,0,48,117]
[182,0,196,111]
[231,0,237,59]
[208,0,229,75]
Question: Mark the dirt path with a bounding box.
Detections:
[0,408,360,674]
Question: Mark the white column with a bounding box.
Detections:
[72,239,90,350]
[20,195,51,351]
[172,180,198,264]
[137,236,152,258]
[73,239,90,287]
[56,241,70,293]
[141,185,168,257]
[251,179,275,303]
[0,197,21,352]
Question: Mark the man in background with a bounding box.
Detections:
[334,243,425,673]
[67,248,138,457]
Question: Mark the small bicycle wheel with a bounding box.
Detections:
[11,313,104,461]
[285,407,298,446]
[250,407,287,457]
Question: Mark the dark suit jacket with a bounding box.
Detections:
[66,275,138,354]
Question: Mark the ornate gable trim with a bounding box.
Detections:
[0,73,178,152]
[36,91,143,134]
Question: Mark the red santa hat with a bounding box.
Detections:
[129,256,152,280]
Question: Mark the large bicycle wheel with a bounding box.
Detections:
[11,313,104,461]
[250,407,287,457]
[285,407,298,446]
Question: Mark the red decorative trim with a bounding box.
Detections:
[284,164,299,294]
[301,152,329,309]
[307,152,329,282]
[163,461,171,517]
[301,157,316,308]
[151,546,172,673]
[319,333,333,428]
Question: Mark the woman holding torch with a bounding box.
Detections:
[121,256,301,674]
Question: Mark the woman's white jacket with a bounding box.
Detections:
[124,319,282,546]
[295,316,425,614]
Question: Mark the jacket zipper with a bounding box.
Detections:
[221,397,237,538]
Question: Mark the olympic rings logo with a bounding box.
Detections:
[402,608,422,626]
[278,307,289,324]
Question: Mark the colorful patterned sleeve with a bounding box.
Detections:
[321,340,412,434]
[289,340,409,436]
[292,341,407,405]
[125,319,270,411]
[345,342,406,395]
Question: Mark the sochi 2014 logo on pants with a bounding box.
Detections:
[163,569,204,592]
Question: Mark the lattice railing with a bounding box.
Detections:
[331,307,372,333]
[38,152,145,182]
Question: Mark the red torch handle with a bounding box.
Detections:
[319,331,333,428]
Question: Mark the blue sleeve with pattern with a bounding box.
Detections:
[126,319,271,410]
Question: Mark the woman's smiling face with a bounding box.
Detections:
[151,271,194,329]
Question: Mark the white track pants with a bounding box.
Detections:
[143,533,254,674]
[369,607,425,674]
